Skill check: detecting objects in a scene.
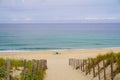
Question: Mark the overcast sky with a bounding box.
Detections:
[0,0,120,23]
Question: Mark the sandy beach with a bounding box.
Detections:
[0,48,120,80]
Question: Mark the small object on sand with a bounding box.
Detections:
[56,52,59,55]
[53,51,60,55]
[76,66,80,70]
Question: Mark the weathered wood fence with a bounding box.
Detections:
[69,58,114,80]
[0,59,47,80]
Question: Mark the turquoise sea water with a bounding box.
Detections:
[0,23,120,51]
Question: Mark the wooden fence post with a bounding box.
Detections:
[69,59,70,65]
[79,59,81,69]
[75,59,79,69]
[74,59,76,69]
[76,59,78,69]
[98,63,100,80]
[81,63,83,71]
[93,60,96,77]
[103,59,106,80]
[88,59,91,74]
[70,59,72,67]
[83,60,85,72]
[72,59,74,69]
[75,59,77,69]
[6,59,10,80]
[110,58,114,80]
[36,60,39,75]
[24,59,27,80]
[71,59,73,67]
[84,60,87,74]
[69,59,71,65]
[31,59,35,80]
[86,60,88,75]
[39,59,47,71]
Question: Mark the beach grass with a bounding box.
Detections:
[85,51,120,79]
[0,58,46,80]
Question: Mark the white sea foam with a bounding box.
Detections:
[0,50,32,52]
[0,47,120,53]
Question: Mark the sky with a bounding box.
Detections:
[0,0,120,23]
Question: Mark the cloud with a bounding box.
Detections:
[84,17,118,20]
[12,18,18,21]
[22,0,25,4]
[0,0,120,23]
[11,18,32,21]
[24,18,32,21]
[0,0,119,8]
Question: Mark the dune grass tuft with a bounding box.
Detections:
[0,58,47,80]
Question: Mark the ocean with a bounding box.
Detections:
[0,23,120,51]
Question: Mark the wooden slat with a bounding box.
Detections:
[93,60,95,77]
[36,60,39,75]
[98,63,100,80]
[23,59,27,80]
[6,59,10,80]
[103,59,106,80]
[31,59,35,80]
[83,60,85,72]
[110,58,114,80]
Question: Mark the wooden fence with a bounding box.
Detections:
[0,59,47,80]
[69,58,114,80]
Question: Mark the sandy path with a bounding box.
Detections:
[44,59,90,80]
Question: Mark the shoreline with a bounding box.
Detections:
[0,47,120,60]
[0,47,120,53]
